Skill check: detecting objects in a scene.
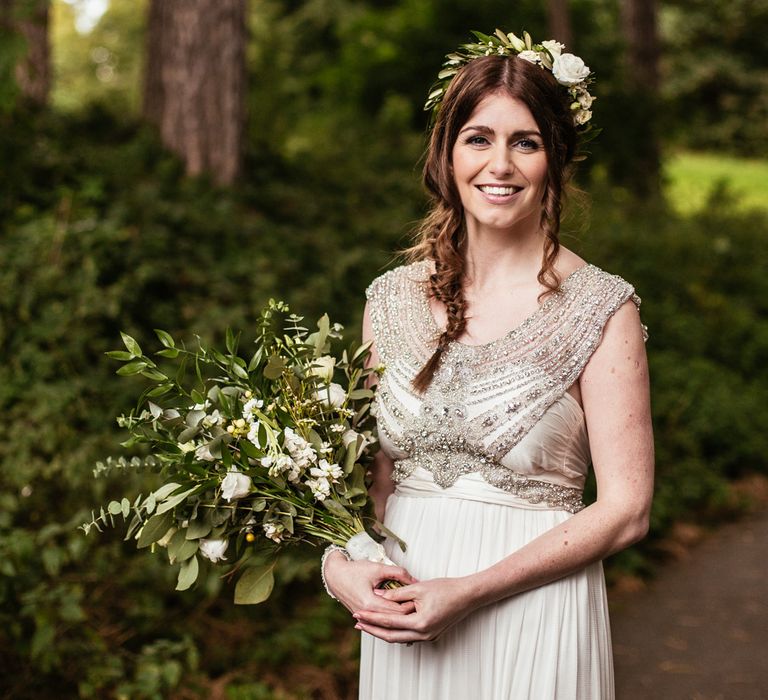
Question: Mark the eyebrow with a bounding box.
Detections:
[459,125,542,138]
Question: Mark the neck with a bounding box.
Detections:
[463,215,547,292]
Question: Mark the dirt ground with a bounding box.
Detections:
[610,508,768,700]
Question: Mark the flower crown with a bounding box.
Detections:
[425,29,596,134]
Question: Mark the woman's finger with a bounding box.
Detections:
[377,565,418,585]
[372,583,418,602]
[353,609,419,630]
[355,620,427,644]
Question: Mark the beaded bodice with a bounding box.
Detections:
[366,260,646,513]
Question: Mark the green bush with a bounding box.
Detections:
[2,100,767,697]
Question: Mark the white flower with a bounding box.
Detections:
[577,91,594,109]
[542,40,565,57]
[552,53,591,86]
[283,427,317,468]
[220,468,252,501]
[242,398,263,421]
[199,538,228,563]
[308,355,335,382]
[263,522,286,543]
[312,458,343,482]
[305,476,331,501]
[314,382,346,409]
[247,421,262,448]
[517,50,541,64]
[192,401,210,411]
[195,443,216,461]
[202,409,225,429]
[574,109,592,126]
[178,440,196,454]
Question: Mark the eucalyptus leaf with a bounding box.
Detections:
[323,499,354,522]
[263,355,286,380]
[167,529,198,564]
[137,511,174,548]
[185,518,212,540]
[234,563,275,605]
[155,485,198,515]
[176,555,199,591]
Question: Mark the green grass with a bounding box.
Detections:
[664,151,768,215]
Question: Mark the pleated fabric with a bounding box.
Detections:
[358,471,614,700]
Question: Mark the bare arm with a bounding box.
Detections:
[354,299,654,641]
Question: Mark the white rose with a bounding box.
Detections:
[199,538,228,563]
[517,50,540,64]
[552,53,591,86]
[220,468,252,501]
[308,355,336,382]
[574,109,592,126]
[315,382,346,408]
[194,443,216,461]
[542,40,565,57]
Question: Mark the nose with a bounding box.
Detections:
[488,144,515,177]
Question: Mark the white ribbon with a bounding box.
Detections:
[345,531,396,566]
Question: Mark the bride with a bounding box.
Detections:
[323,30,654,699]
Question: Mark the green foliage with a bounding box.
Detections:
[575,184,768,536]
[2,0,768,696]
[661,0,768,155]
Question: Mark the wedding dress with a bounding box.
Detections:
[358,260,645,700]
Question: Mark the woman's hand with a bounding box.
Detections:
[323,551,418,616]
[352,576,475,644]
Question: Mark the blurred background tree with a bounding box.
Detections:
[1,0,767,697]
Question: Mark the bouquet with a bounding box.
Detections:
[82,300,403,604]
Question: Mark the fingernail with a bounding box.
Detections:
[352,613,360,619]
[354,624,362,630]
[373,589,384,595]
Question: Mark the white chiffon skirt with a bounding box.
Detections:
[359,468,614,700]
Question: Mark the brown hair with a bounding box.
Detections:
[409,55,579,393]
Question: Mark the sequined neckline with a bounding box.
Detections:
[418,262,594,350]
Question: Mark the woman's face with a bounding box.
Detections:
[450,92,548,237]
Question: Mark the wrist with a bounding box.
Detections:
[463,568,506,608]
[320,545,350,600]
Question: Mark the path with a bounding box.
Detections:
[610,508,768,700]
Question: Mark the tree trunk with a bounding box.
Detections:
[0,0,50,107]
[620,0,660,92]
[619,0,661,196]
[546,0,573,50]
[142,0,247,186]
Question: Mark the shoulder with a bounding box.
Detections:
[570,263,648,342]
[365,260,431,303]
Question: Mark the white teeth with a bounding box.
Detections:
[479,185,519,196]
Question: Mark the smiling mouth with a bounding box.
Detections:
[477,185,523,196]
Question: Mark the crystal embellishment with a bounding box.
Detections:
[366,260,647,514]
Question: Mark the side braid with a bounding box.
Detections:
[411,206,468,393]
